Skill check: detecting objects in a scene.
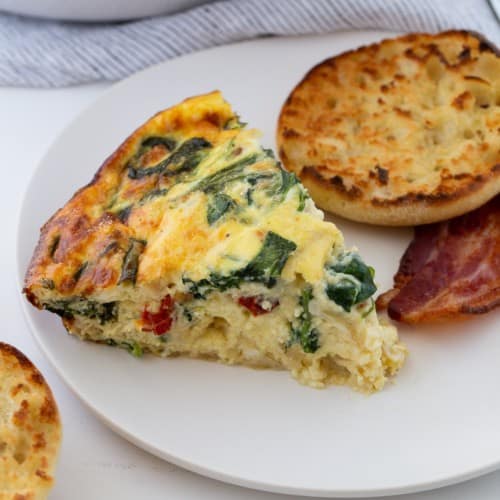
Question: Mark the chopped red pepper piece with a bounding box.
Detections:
[238,296,279,316]
[142,295,175,335]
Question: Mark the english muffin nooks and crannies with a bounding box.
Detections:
[0,343,61,500]
[23,92,405,392]
[277,31,500,226]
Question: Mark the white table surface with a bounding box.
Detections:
[2,83,500,500]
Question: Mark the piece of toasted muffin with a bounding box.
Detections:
[277,31,500,226]
[0,343,61,500]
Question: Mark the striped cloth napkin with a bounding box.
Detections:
[0,0,498,87]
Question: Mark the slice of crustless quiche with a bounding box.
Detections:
[24,92,405,392]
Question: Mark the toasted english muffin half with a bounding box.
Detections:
[0,343,61,500]
[277,31,500,226]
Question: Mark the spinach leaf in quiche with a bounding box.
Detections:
[48,234,61,259]
[196,154,259,193]
[126,341,144,357]
[45,298,118,325]
[182,148,278,205]
[243,231,297,287]
[288,286,320,354]
[72,261,88,284]
[267,167,309,210]
[162,137,212,176]
[116,205,133,223]
[139,188,168,204]
[127,136,177,179]
[277,168,299,196]
[223,115,247,130]
[325,252,377,312]
[183,231,297,298]
[183,272,243,299]
[207,193,236,225]
[128,162,165,179]
[140,136,177,152]
[104,339,143,357]
[40,278,55,290]
[262,148,275,159]
[325,278,360,312]
[128,137,211,179]
[118,238,146,285]
[297,188,308,212]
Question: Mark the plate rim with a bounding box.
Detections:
[18,292,500,498]
[15,30,500,498]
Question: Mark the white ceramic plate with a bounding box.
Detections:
[0,0,209,22]
[17,31,500,498]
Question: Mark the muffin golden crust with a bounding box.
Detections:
[0,343,61,500]
[277,31,500,226]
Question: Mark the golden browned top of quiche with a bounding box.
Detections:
[25,91,343,303]
[25,93,231,298]
[23,91,405,392]
[277,31,500,226]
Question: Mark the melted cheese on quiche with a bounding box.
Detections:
[24,91,406,392]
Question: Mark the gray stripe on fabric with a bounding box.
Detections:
[0,0,497,87]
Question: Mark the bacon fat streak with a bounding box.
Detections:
[377,195,500,323]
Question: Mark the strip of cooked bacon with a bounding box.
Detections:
[376,195,500,323]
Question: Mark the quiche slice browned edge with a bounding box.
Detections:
[277,30,500,226]
[23,91,405,392]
